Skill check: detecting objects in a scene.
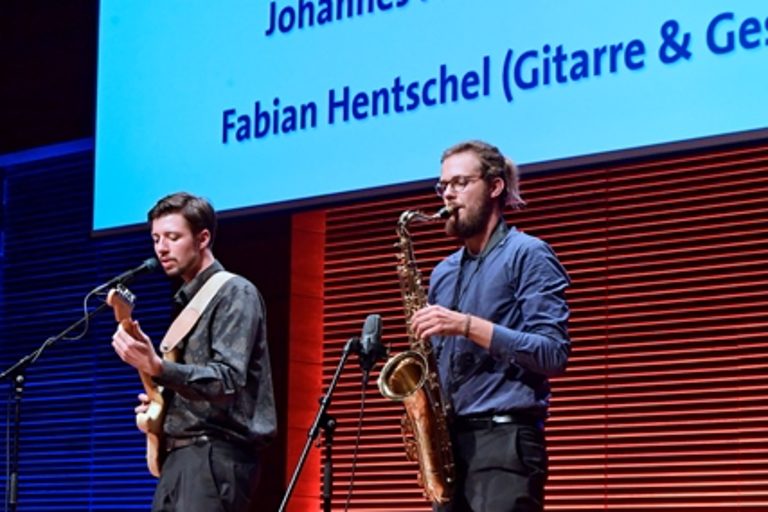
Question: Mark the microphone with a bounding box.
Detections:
[98,257,160,290]
[357,313,387,375]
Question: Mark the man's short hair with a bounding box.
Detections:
[441,140,526,209]
[148,192,217,246]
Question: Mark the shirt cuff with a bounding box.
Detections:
[153,360,187,388]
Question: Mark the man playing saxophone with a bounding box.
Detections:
[410,140,571,512]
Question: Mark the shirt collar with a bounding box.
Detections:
[174,260,224,307]
[462,218,510,262]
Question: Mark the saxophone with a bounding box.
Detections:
[378,206,455,505]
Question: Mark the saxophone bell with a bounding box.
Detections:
[378,351,428,401]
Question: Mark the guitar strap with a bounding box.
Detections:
[158,270,235,356]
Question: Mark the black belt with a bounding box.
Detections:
[454,412,543,431]
[165,434,256,454]
[165,434,212,452]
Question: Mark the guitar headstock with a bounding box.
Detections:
[106,284,136,323]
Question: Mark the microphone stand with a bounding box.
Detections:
[0,301,111,512]
[321,414,336,512]
[278,337,360,512]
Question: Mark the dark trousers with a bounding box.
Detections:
[152,439,261,512]
[435,422,548,512]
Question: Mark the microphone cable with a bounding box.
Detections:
[59,285,101,344]
[4,386,10,512]
[342,372,371,512]
[24,286,100,368]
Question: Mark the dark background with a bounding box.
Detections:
[2,1,98,154]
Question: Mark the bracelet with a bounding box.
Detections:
[463,314,472,338]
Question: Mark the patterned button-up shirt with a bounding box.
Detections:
[155,260,277,448]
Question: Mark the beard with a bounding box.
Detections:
[446,192,494,240]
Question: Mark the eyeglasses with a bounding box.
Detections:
[434,175,483,197]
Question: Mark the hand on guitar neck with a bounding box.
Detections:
[112,319,165,430]
[113,319,164,380]
[107,286,167,477]
[110,294,164,380]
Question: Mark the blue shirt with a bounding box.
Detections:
[428,223,570,418]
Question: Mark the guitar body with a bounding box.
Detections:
[109,287,168,478]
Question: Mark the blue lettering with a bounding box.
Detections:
[569,51,589,80]
[265,2,277,36]
[221,98,316,143]
[461,70,480,99]
[740,17,762,49]
[254,101,271,138]
[422,78,437,106]
[625,40,646,70]
[542,45,552,85]
[707,12,768,54]
[298,0,315,29]
[280,105,296,133]
[298,102,318,131]
[509,39,646,95]
[278,5,296,33]
[268,0,418,36]
[439,64,458,104]
[459,56,489,99]
[391,76,405,113]
[592,46,607,75]
[325,58,489,125]
[553,45,568,83]
[328,87,350,124]
[352,91,369,120]
[236,115,250,141]
[222,109,236,143]
[317,1,332,24]
[707,12,736,54]
[405,81,420,110]
[515,50,539,90]
[371,87,390,117]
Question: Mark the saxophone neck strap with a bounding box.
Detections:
[159,270,235,355]
[451,220,509,311]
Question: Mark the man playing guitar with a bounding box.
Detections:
[111,192,277,512]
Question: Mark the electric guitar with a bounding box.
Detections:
[107,285,166,477]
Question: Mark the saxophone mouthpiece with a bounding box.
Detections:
[435,206,453,219]
[400,207,453,228]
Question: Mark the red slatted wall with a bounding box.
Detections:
[318,141,768,511]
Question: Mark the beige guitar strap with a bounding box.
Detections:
[158,271,235,355]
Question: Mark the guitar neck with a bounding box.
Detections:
[119,318,163,402]
[138,371,161,402]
